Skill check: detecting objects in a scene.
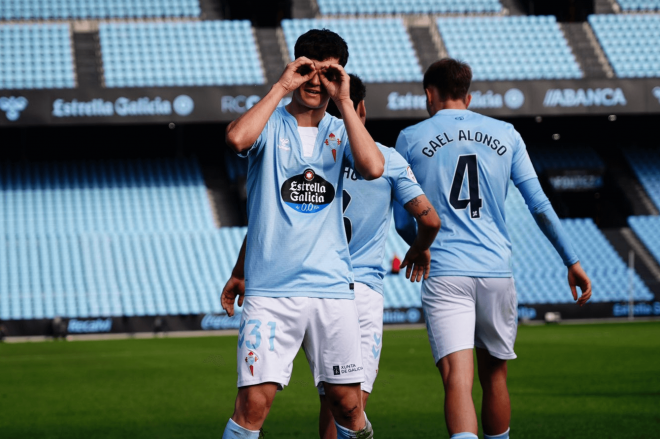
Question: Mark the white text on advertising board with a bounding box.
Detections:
[543,88,627,107]
[52,95,194,118]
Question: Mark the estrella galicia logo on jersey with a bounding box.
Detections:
[0,96,28,121]
[245,350,259,376]
[281,169,336,214]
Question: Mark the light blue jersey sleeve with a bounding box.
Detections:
[393,132,418,246]
[388,149,424,206]
[510,130,537,185]
[237,110,281,158]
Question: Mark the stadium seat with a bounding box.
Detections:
[99,21,265,88]
[629,216,660,268]
[0,0,201,21]
[281,19,423,83]
[624,148,660,210]
[589,14,660,78]
[528,145,605,174]
[316,0,503,15]
[437,16,583,81]
[615,0,660,12]
[0,23,76,90]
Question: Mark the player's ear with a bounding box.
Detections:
[465,93,472,109]
[357,100,366,125]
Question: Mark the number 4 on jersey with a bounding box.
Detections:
[450,154,483,219]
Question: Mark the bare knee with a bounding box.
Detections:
[438,349,475,391]
[234,384,277,428]
[476,349,507,389]
[324,384,363,424]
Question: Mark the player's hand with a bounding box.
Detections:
[221,274,245,317]
[400,246,431,283]
[276,57,317,93]
[318,64,351,105]
[568,261,592,306]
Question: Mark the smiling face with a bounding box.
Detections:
[292,57,340,110]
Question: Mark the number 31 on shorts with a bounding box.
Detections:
[239,319,277,351]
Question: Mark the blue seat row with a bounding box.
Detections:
[281,19,422,83]
[624,148,660,210]
[438,16,583,81]
[317,0,502,15]
[589,14,660,78]
[0,229,246,320]
[0,23,75,90]
[616,0,660,11]
[0,0,201,20]
[629,216,660,268]
[99,21,265,88]
[0,158,216,234]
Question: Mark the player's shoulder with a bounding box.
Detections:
[476,112,520,138]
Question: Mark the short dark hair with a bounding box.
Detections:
[423,58,472,101]
[294,29,349,67]
[326,74,366,117]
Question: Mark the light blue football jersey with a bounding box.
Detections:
[242,106,359,299]
[395,109,537,278]
[343,144,424,295]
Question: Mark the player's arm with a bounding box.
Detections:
[517,178,592,306]
[221,236,247,317]
[225,57,317,154]
[400,195,441,282]
[319,65,384,180]
[394,201,417,246]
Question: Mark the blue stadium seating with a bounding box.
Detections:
[379,183,654,309]
[438,16,583,80]
[316,0,502,15]
[0,24,75,90]
[629,216,660,267]
[0,158,215,234]
[100,21,265,88]
[0,0,201,20]
[529,145,605,173]
[616,0,660,11]
[624,148,660,210]
[281,19,423,83]
[589,14,660,78]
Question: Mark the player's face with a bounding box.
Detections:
[293,57,340,110]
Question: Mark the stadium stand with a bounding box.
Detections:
[100,21,265,88]
[589,14,660,78]
[624,148,660,210]
[528,145,605,173]
[615,0,660,12]
[0,0,201,20]
[281,18,423,83]
[316,0,502,15]
[0,158,236,320]
[380,183,654,309]
[437,16,583,80]
[0,24,75,90]
[629,216,660,267]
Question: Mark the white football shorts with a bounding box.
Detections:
[317,282,383,395]
[422,276,518,364]
[236,295,364,389]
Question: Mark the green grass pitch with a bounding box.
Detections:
[1,322,659,438]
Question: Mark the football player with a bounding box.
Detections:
[394,58,592,439]
[221,29,386,439]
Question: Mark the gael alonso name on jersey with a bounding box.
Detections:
[422,130,509,158]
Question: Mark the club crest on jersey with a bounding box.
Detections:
[324,133,340,162]
[245,350,259,376]
[281,168,336,214]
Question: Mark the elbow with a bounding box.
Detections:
[421,214,441,234]
[361,162,385,181]
[225,126,249,154]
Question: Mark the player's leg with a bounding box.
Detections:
[474,277,518,439]
[223,296,306,438]
[476,348,510,438]
[422,276,479,438]
[305,297,373,437]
